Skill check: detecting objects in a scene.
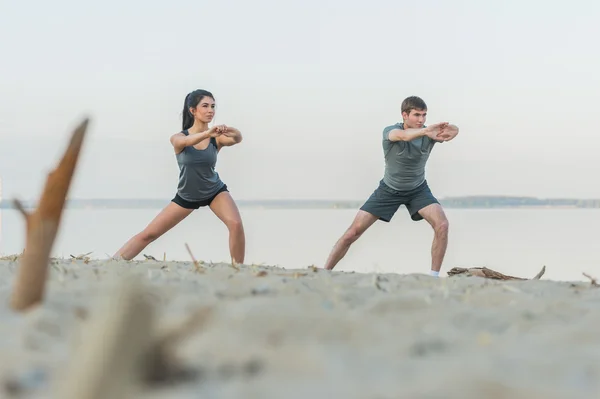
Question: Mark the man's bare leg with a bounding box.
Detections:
[323,210,379,270]
[417,203,449,274]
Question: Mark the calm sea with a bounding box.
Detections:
[1,207,598,282]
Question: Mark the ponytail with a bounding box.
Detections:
[181,93,194,131]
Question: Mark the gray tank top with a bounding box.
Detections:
[175,130,225,202]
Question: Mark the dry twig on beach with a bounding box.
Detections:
[61,277,212,392]
[55,277,155,399]
[10,118,89,312]
[582,273,599,287]
[373,275,387,291]
[143,306,212,384]
[230,257,240,271]
[184,243,205,273]
[70,252,92,263]
[447,265,546,281]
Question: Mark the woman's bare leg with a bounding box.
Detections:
[114,202,194,260]
[209,192,245,264]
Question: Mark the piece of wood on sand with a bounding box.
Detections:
[9,118,89,312]
[54,276,155,399]
[144,305,212,384]
[54,276,212,398]
[447,265,546,281]
[583,273,600,287]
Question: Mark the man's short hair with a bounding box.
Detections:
[401,96,427,114]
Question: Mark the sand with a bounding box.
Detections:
[1,257,600,398]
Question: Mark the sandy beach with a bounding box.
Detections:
[1,256,600,398]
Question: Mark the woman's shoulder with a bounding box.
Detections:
[170,130,187,137]
[170,131,189,154]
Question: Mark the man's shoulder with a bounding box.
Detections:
[382,123,403,143]
[383,122,404,132]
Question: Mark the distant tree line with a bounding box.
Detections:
[2,197,600,209]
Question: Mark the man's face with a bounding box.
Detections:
[402,108,427,129]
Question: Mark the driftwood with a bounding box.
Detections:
[10,118,89,311]
[55,277,211,397]
[583,273,600,287]
[447,265,546,280]
[55,277,155,399]
[143,306,212,384]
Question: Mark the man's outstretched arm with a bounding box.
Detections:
[387,122,448,142]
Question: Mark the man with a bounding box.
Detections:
[323,96,459,276]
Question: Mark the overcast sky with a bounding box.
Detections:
[1,0,599,201]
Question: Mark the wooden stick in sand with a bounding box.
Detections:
[447,265,546,280]
[55,277,211,397]
[54,277,155,399]
[10,118,89,312]
[583,273,599,287]
[185,242,205,273]
[144,306,212,383]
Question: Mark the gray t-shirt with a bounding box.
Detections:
[175,130,225,202]
[381,122,436,191]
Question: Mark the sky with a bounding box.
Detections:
[1,0,600,201]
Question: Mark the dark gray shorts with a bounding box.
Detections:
[172,184,229,210]
[360,180,439,222]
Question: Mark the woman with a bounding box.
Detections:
[114,89,245,263]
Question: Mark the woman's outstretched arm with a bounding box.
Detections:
[170,125,223,153]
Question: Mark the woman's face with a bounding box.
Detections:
[191,96,216,123]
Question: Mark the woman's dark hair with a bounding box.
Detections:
[182,89,215,130]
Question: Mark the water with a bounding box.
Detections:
[1,207,598,282]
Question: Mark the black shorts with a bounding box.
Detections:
[172,184,229,210]
[360,180,439,222]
